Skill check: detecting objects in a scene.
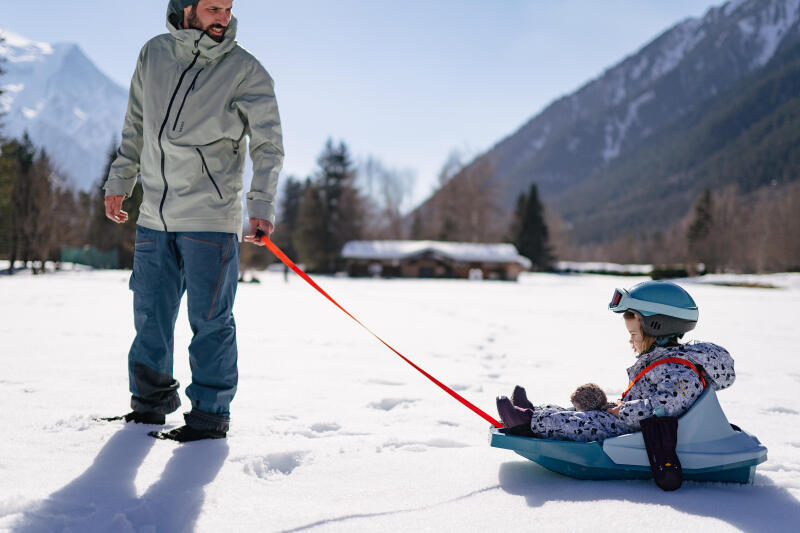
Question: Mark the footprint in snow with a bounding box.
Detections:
[380,438,469,452]
[310,422,340,433]
[46,415,95,432]
[365,378,405,386]
[369,398,417,411]
[763,406,799,415]
[236,451,309,480]
[289,422,369,439]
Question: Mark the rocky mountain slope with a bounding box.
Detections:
[432,0,800,243]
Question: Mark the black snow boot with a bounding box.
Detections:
[148,425,226,442]
[99,411,166,425]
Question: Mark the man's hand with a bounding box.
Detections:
[105,195,129,224]
[244,218,274,246]
[606,404,621,418]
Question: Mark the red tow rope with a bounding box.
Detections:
[621,357,707,399]
[257,232,503,428]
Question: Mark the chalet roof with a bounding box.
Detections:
[341,240,532,268]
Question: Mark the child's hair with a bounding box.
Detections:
[623,310,657,354]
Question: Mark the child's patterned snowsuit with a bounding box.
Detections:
[528,342,734,442]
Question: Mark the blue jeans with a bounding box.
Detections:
[128,225,239,432]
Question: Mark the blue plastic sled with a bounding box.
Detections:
[490,388,767,483]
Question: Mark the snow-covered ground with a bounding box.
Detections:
[1,269,798,532]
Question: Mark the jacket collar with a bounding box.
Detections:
[166,1,238,62]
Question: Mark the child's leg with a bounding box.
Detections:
[530,409,627,442]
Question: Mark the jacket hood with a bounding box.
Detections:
[166,0,238,61]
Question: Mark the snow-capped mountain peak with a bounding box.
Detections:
[1,27,127,190]
[0,28,54,61]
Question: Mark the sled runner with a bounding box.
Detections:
[490,387,767,483]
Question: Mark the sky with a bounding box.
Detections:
[3,0,727,209]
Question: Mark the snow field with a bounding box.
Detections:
[0,270,799,532]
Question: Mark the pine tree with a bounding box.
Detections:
[687,188,714,272]
[512,183,552,271]
[7,134,37,273]
[0,141,17,259]
[257,175,303,268]
[88,141,142,268]
[687,189,713,244]
[508,192,527,243]
[293,180,327,271]
[315,139,363,272]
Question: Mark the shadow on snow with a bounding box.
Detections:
[498,460,800,532]
[11,424,229,532]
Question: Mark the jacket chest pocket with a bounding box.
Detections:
[172,69,204,134]
[196,147,223,200]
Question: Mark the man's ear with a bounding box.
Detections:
[183,4,193,26]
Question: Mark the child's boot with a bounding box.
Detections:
[512,385,535,410]
[496,396,534,427]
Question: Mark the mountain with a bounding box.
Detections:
[561,38,800,243]
[0,28,127,191]
[425,0,800,244]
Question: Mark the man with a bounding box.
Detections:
[103,0,283,442]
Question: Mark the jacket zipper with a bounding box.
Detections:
[196,147,223,199]
[172,69,204,131]
[157,51,201,231]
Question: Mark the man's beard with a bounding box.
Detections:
[187,7,227,43]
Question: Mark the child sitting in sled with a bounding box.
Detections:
[496,280,735,442]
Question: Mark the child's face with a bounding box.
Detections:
[624,314,646,354]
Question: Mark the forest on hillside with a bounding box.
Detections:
[1,32,798,276]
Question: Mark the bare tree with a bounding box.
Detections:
[359,156,415,239]
[429,155,503,242]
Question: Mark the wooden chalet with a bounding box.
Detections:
[341,240,532,281]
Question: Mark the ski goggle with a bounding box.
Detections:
[608,289,632,313]
[608,288,698,321]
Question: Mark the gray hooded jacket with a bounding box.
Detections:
[104,0,284,238]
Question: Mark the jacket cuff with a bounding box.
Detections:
[618,399,651,428]
[104,176,137,198]
[245,197,276,224]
